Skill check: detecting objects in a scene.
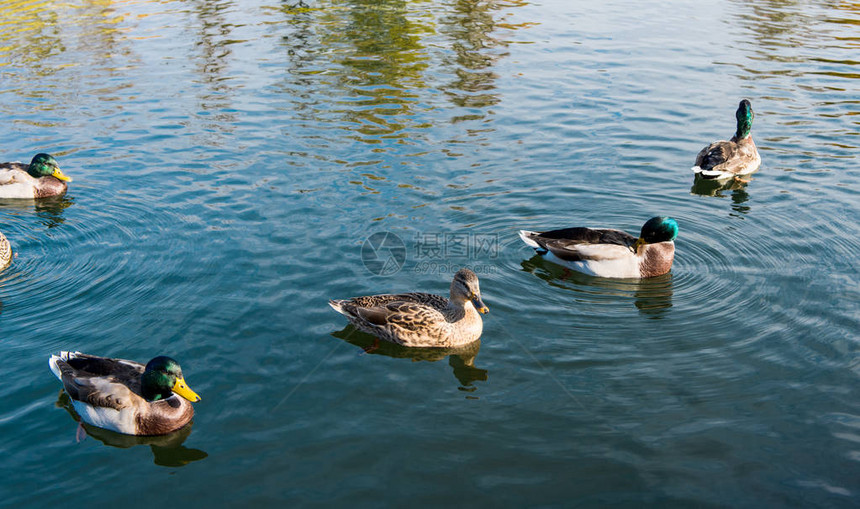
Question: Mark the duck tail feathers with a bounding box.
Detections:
[328,299,349,316]
[518,230,548,254]
[48,351,82,381]
[693,166,724,179]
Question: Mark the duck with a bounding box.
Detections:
[329,268,489,348]
[0,153,72,199]
[0,231,10,271]
[49,351,201,436]
[692,99,761,181]
[519,216,679,279]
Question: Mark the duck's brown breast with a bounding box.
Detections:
[34,176,68,198]
[135,396,195,436]
[639,242,675,278]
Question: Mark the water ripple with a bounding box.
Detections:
[1,0,859,506]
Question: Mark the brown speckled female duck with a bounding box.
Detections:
[329,268,489,348]
[0,231,10,271]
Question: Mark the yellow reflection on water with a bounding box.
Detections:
[271,0,534,143]
[0,0,127,69]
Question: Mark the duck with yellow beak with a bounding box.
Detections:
[519,217,679,279]
[49,352,201,436]
[0,153,73,198]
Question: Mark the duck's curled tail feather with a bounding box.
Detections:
[328,300,349,316]
[48,351,83,381]
[691,166,725,179]
[518,230,547,253]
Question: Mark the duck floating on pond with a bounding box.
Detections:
[49,352,201,436]
[692,99,761,181]
[519,217,678,279]
[0,153,72,199]
[329,268,489,348]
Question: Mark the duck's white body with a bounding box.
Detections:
[48,352,137,434]
[522,237,643,278]
[0,170,40,199]
[69,395,140,435]
[0,167,67,198]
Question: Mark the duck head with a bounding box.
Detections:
[735,99,754,139]
[632,217,679,253]
[141,356,201,402]
[450,268,489,314]
[27,153,72,182]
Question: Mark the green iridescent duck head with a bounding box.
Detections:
[735,99,754,139]
[632,217,679,253]
[140,356,201,402]
[27,153,72,182]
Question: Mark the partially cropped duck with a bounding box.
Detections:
[329,268,489,348]
[519,216,679,279]
[0,231,10,271]
[692,99,761,181]
[49,351,201,436]
[0,153,72,199]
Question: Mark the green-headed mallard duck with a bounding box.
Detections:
[519,216,679,278]
[692,99,761,181]
[49,351,201,436]
[0,231,10,271]
[329,268,489,348]
[0,153,72,199]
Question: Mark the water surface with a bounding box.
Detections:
[1,0,858,506]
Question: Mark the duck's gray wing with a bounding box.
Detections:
[529,227,636,261]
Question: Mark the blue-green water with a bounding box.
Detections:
[1,0,859,505]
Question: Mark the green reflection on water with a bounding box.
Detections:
[270,0,529,142]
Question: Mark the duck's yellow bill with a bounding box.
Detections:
[472,296,489,314]
[52,168,72,182]
[172,376,201,402]
[631,237,645,254]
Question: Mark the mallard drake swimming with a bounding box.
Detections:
[329,268,489,348]
[0,231,10,271]
[692,99,761,181]
[0,153,72,199]
[519,216,679,279]
[49,351,201,436]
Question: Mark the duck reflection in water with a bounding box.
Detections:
[521,255,674,319]
[331,325,488,392]
[0,195,75,229]
[690,177,751,215]
[55,392,208,467]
